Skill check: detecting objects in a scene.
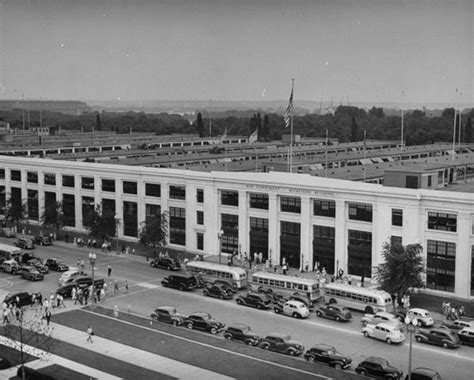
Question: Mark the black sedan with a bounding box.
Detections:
[45,258,69,272]
[457,327,474,346]
[150,258,181,271]
[316,304,352,322]
[56,284,77,298]
[202,283,233,300]
[183,312,225,334]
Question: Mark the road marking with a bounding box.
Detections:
[136,282,160,289]
[82,308,333,379]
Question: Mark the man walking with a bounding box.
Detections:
[45,309,52,326]
[108,264,112,277]
[86,325,94,343]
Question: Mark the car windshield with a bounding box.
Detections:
[282,335,291,341]
[201,313,211,320]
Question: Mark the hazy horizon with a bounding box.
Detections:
[1,0,472,105]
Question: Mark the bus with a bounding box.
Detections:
[185,261,248,290]
[322,282,393,314]
[250,271,321,302]
[0,243,22,264]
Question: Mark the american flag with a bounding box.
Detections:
[284,86,294,128]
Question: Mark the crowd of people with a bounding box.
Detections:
[442,301,466,320]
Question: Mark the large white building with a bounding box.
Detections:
[0,155,473,300]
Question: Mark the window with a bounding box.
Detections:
[428,212,457,232]
[169,185,186,200]
[197,210,204,225]
[196,189,204,203]
[249,193,268,210]
[102,198,116,217]
[280,196,301,213]
[406,176,418,189]
[123,201,138,237]
[10,170,21,182]
[62,175,75,188]
[0,186,5,215]
[82,177,94,190]
[313,225,335,274]
[221,190,239,207]
[427,240,456,292]
[0,169,4,179]
[280,221,301,268]
[27,171,38,183]
[145,183,161,197]
[82,196,95,227]
[145,203,161,225]
[197,233,204,250]
[123,181,137,195]
[169,206,186,245]
[62,194,75,227]
[348,203,372,222]
[44,173,56,186]
[27,189,38,220]
[102,179,115,192]
[427,175,432,187]
[221,213,239,253]
[348,229,372,277]
[392,209,403,226]
[313,199,335,218]
[391,236,402,247]
[471,247,474,296]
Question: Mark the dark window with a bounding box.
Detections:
[471,247,474,296]
[82,196,95,227]
[82,177,94,190]
[0,186,5,215]
[123,201,138,237]
[123,181,137,195]
[281,196,301,213]
[102,179,115,192]
[391,235,402,246]
[169,185,186,200]
[313,199,336,218]
[0,169,4,179]
[196,189,204,203]
[10,170,21,182]
[427,240,455,292]
[169,206,186,245]
[145,183,161,197]
[62,194,75,227]
[102,198,115,217]
[221,213,239,253]
[313,225,335,274]
[44,192,56,224]
[348,203,372,222]
[221,190,239,207]
[249,193,268,210]
[427,175,432,187]
[249,217,268,260]
[44,173,56,186]
[27,171,38,183]
[392,209,403,226]
[62,175,75,188]
[348,229,372,277]
[406,176,418,189]
[197,233,204,250]
[197,210,204,225]
[280,221,300,268]
[428,212,457,232]
[27,189,38,220]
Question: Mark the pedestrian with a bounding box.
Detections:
[113,305,119,318]
[44,299,49,310]
[125,280,129,292]
[45,309,52,326]
[103,282,108,295]
[86,325,94,343]
[65,233,69,243]
[56,294,61,308]
[83,289,89,305]
[2,308,10,324]
[77,288,83,305]
[348,275,352,285]
[305,260,309,273]
[107,264,112,277]
[125,246,130,255]
[50,293,55,308]
[92,239,97,248]
[37,292,43,306]
[282,263,288,275]
[72,287,77,304]
[361,275,365,287]
[114,280,119,293]
[100,287,105,301]
[96,288,101,302]
[121,244,126,254]
[132,248,136,256]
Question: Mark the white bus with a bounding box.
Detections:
[250,271,321,302]
[185,261,248,290]
[0,243,22,264]
[322,282,393,314]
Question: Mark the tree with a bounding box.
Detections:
[260,114,270,141]
[196,112,204,138]
[139,210,169,247]
[1,307,54,380]
[350,116,359,142]
[4,197,27,230]
[374,242,425,307]
[95,113,102,131]
[40,201,64,236]
[87,204,117,241]
[465,116,472,143]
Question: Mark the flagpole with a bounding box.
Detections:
[325,129,328,178]
[401,90,404,150]
[452,89,458,160]
[363,130,367,182]
[458,91,462,147]
[289,79,294,173]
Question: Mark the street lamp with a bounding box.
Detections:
[217,228,224,264]
[88,252,97,302]
[405,315,418,380]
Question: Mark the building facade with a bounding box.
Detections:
[0,155,473,300]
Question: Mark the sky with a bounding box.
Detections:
[0,0,472,104]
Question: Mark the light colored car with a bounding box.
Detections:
[361,311,404,329]
[58,269,82,286]
[274,300,310,319]
[2,259,20,274]
[407,308,434,327]
[362,322,406,344]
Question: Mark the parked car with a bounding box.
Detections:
[55,284,77,298]
[14,237,35,249]
[161,274,198,291]
[362,322,406,344]
[414,328,460,348]
[150,257,181,271]
[361,311,405,329]
[18,266,44,281]
[304,344,352,370]
[151,306,186,326]
[440,319,473,331]
[26,258,49,274]
[258,333,304,356]
[183,312,225,334]
[3,291,34,307]
[2,259,20,274]
[72,276,105,289]
[236,292,273,309]
[207,278,237,293]
[405,367,442,380]
[316,304,352,322]
[273,300,310,319]
[0,227,16,238]
[397,308,434,327]
[355,357,403,379]
[33,235,52,246]
[0,356,11,370]
[19,252,39,264]
[202,283,233,300]
[457,326,474,346]
[46,258,69,272]
[223,324,261,346]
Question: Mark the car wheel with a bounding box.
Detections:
[167,266,171,271]
[307,356,315,363]
[416,336,422,342]
[316,311,322,317]
[261,343,270,350]
[178,284,185,291]
[219,294,224,300]
[236,299,243,305]
[386,338,392,344]
[274,308,280,314]
[417,321,423,327]
[335,316,341,322]
[363,331,369,338]
[288,350,295,356]
[358,369,367,376]
[162,282,168,287]
[442,342,448,348]
[172,320,178,327]
[292,312,300,319]
[210,327,218,334]
[256,304,262,309]
[333,363,342,370]
[365,306,374,314]
[203,290,209,296]
[186,323,193,330]
[150,262,154,267]
[245,340,254,346]
[224,334,232,340]
[329,298,336,304]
